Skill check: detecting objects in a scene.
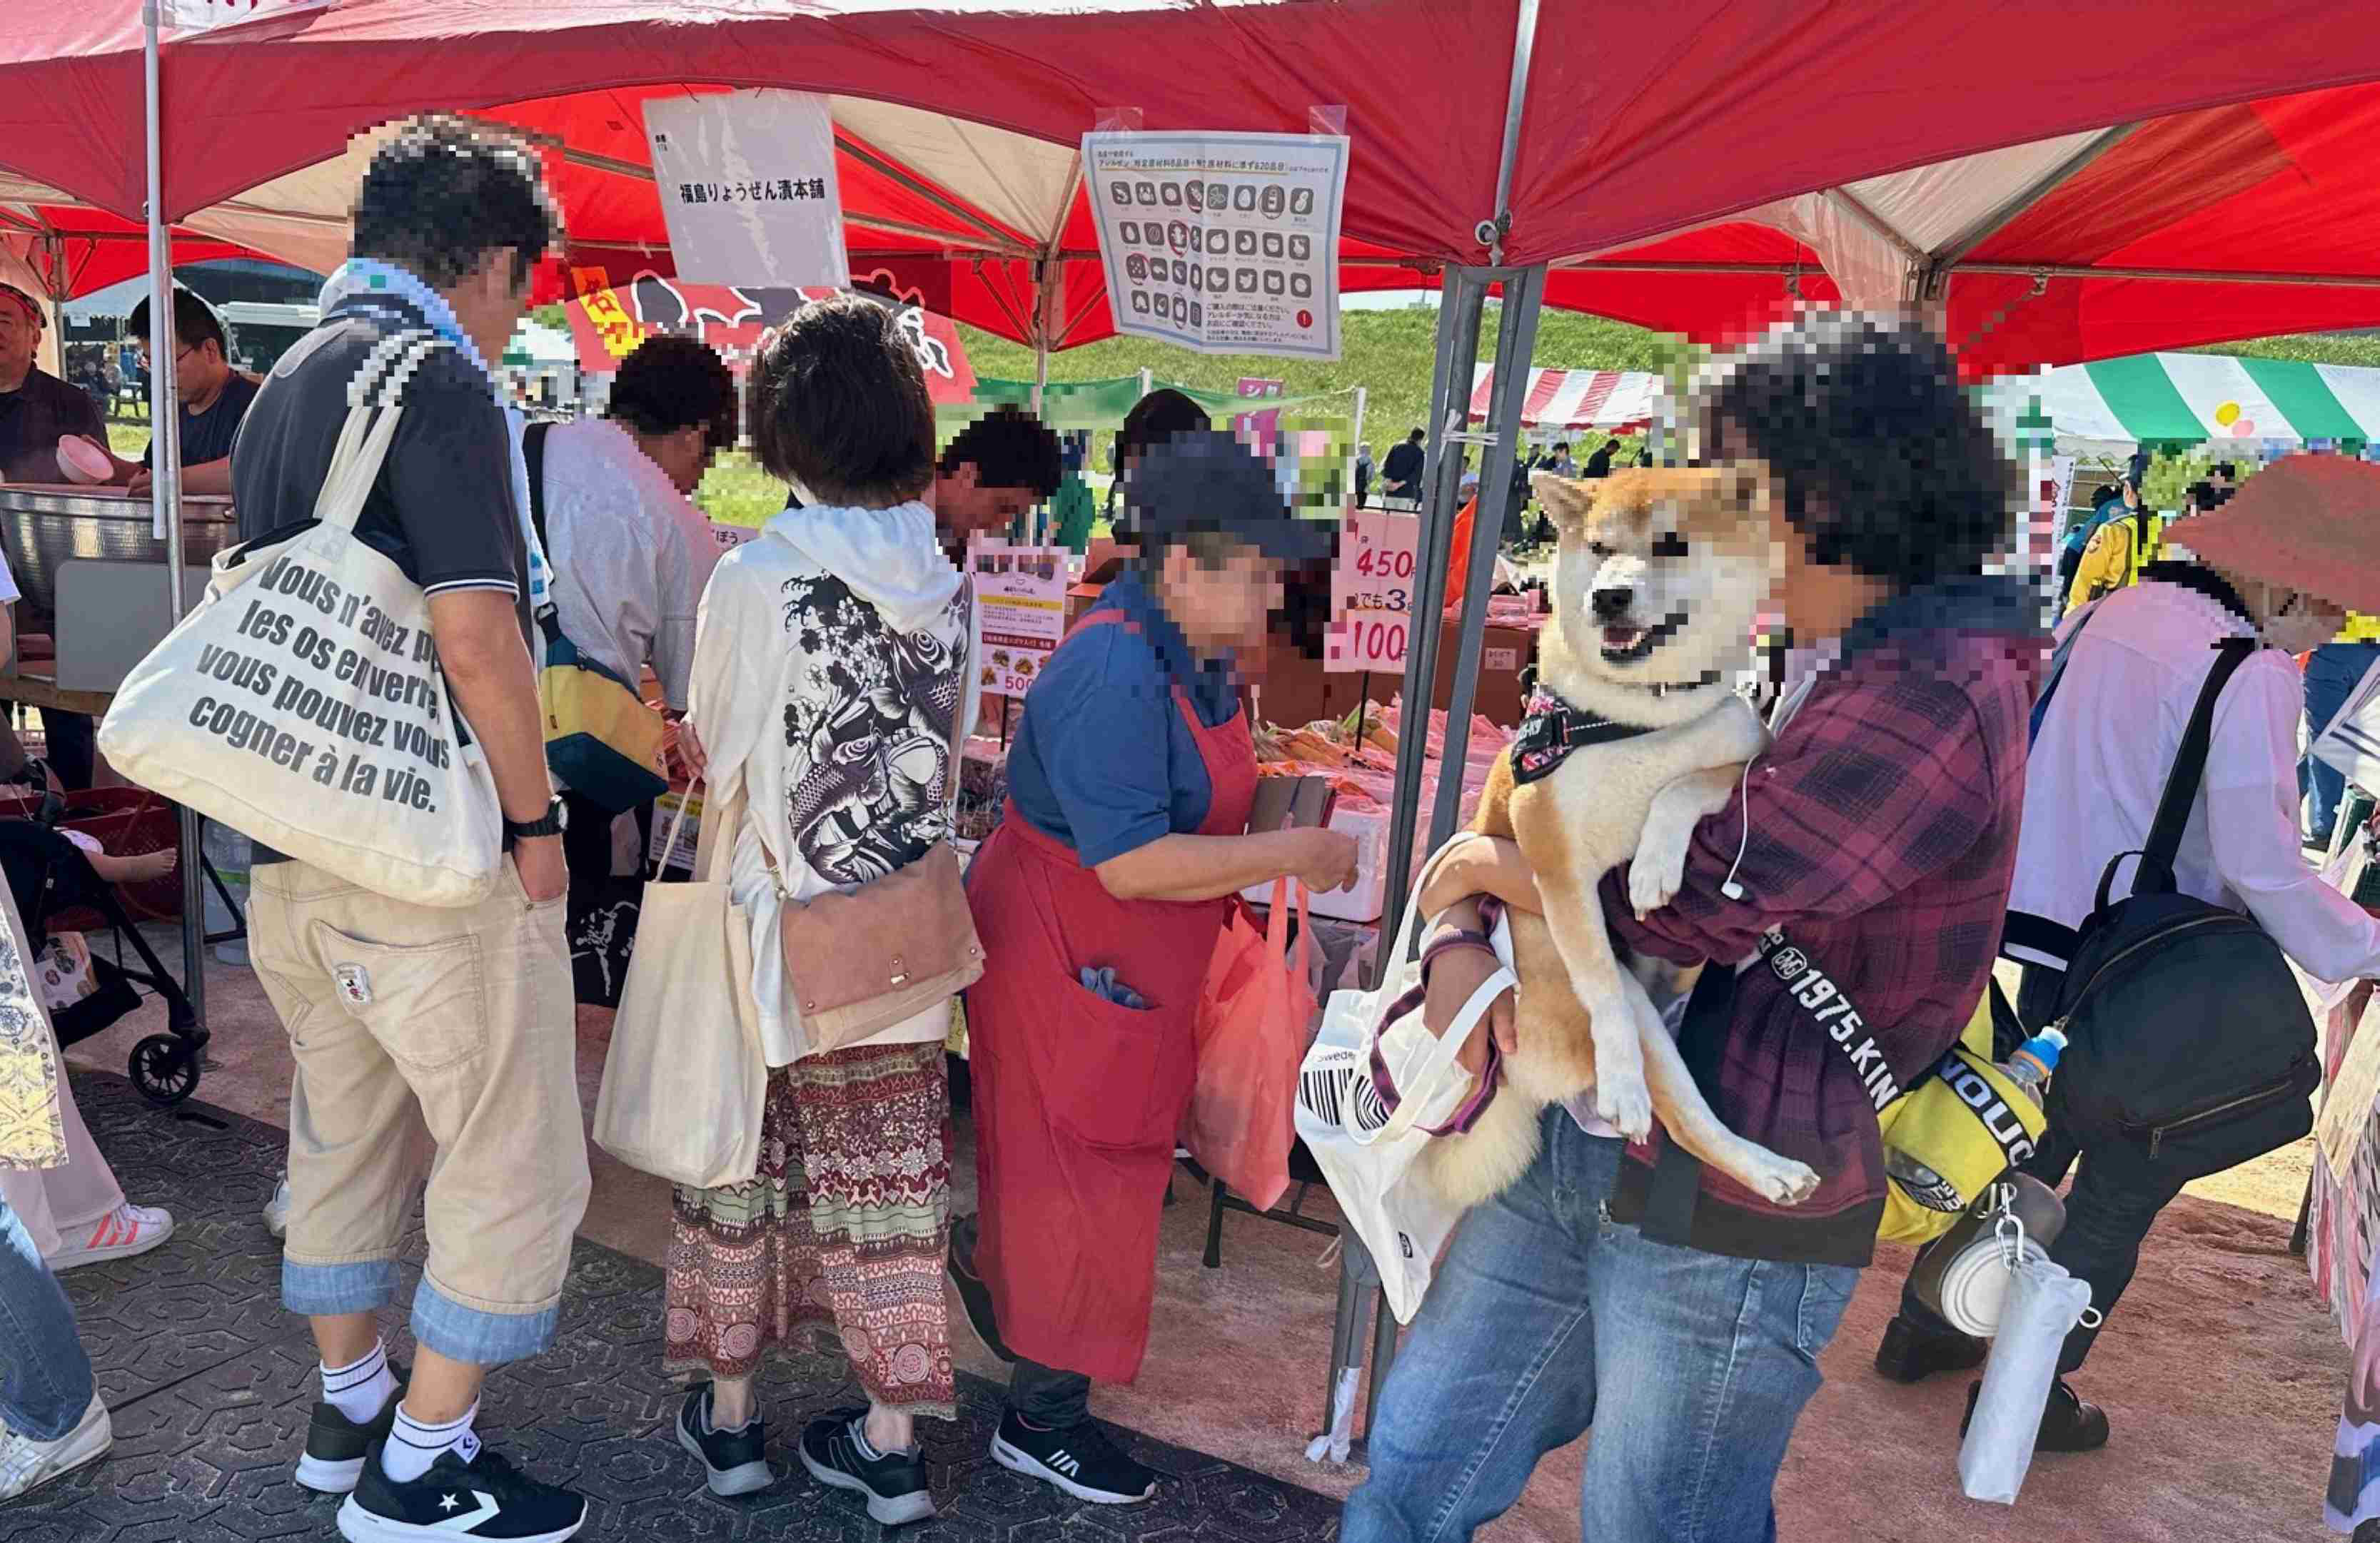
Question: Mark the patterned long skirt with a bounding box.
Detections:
[663,1040,956,1417]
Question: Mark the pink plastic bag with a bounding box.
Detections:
[1186,878,1316,1211]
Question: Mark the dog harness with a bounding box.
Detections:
[1511,687,1657,784]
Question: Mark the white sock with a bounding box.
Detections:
[849,1417,885,1462]
[321,1340,397,1426]
[382,1399,480,1483]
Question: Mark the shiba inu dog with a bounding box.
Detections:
[1419,466,1822,1209]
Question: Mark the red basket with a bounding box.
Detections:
[0,789,183,927]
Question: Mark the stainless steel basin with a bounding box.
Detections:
[0,485,237,623]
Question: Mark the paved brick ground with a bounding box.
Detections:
[9,1073,1343,1542]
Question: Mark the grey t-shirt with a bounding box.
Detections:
[229,297,529,864]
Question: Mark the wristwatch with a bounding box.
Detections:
[503,797,568,845]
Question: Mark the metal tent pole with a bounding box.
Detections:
[143,1,204,1031]
[1375,267,1488,977]
[1428,264,1545,850]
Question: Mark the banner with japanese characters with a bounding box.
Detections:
[1083,131,1348,360]
[645,89,849,289]
[561,278,974,403]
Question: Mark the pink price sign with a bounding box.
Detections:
[1326,510,1418,674]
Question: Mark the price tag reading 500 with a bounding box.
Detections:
[1326,511,1420,674]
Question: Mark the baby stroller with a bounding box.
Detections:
[0,782,206,1107]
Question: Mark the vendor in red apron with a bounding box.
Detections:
[954,430,1357,1506]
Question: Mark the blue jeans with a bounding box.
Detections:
[1343,1113,1860,1543]
[0,1199,93,1440]
[2302,643,2380,840]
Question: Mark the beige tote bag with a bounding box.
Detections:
[595,780,767,1189]
[98,330,503,908]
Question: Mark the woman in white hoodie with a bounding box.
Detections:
[662,297,974,1526]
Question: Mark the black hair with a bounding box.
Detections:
[2212,460,2237,480]
[351,118,560,292]
[1118,389,1211,467]
[2187,480,2222,513]
[1406,428,1426,443]
[608,333,738,452]
[747,294,934,507]
[1691,312,2017,588]
[127,289,226,360]
[940,406,1062,497]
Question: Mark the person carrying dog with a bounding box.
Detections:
[1343,313,2039,1543]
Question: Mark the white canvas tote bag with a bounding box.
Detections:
[99,331,503,908]
[1295,872,1514,1323]
[595,779,767,1189]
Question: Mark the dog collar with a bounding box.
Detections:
[1511,688,1658,784]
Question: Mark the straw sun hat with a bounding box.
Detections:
[2164,453,2380,614]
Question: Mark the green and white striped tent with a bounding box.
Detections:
[1995,352,2380,456]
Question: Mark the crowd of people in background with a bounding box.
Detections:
[9,111,2380,1543]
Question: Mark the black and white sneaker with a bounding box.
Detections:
[675,1383,772,1497]
[990,1407,1159,1506]
[296,1366,408,1494]
[336,1445,586,1542]
[797,1410,936,1527]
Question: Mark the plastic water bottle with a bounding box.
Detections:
[1887,1029,2068,1198]
[2000,1029,2066,1106]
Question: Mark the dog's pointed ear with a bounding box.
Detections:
[1531,471,1595,534]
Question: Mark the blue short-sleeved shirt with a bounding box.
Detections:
[1006,570,1243,866]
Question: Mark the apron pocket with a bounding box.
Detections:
[1037,971,1191,1152]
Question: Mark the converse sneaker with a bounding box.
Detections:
[47,1203,173,1271]
[263,1175,293,1240]
[296,1365,408,1494]
[336,1445,585,1542]
[0,1392,111,1500]
[675,1383,771,1498]
[798,1409,935,1527]
[990,1407,1159,1506]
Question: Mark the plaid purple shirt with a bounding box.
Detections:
[1601,575,2039,1266]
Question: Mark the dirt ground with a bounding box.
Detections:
[64,948,2354,1542]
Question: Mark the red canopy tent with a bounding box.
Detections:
[11,1,2380,365]
[1535,82,2380,380]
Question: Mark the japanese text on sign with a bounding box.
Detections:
[1083,131,1348,361]
[645,89,849,288]
[1325,511,1418,673]
[968,540,1069,699]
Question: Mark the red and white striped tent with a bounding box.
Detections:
[1466,364,1660,433]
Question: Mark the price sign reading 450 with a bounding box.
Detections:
[1326,511,1421,673]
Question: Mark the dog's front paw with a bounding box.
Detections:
[1593,1069,1655,1143]
[1630,826,1693,920]
[1745,1154,1822,1207]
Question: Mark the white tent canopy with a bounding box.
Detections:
[1466,363,1661,432]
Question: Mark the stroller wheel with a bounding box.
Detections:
[129,1034,200,1108]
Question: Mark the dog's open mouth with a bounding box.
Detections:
[1600,610,1688,664]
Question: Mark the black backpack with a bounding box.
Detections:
[2047,637,2321,1178]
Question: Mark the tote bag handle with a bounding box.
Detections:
[311,330,443,538]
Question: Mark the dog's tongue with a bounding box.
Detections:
[1603,624,1643,650]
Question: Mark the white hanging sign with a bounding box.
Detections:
[162,0,337,31]
[645,90,849,290]
[1083,130,1348,361]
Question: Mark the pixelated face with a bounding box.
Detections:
[934,464,1038,543]
[1164,539,1285,652]
[0,299,36,378]
[1534,465,1774,682]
